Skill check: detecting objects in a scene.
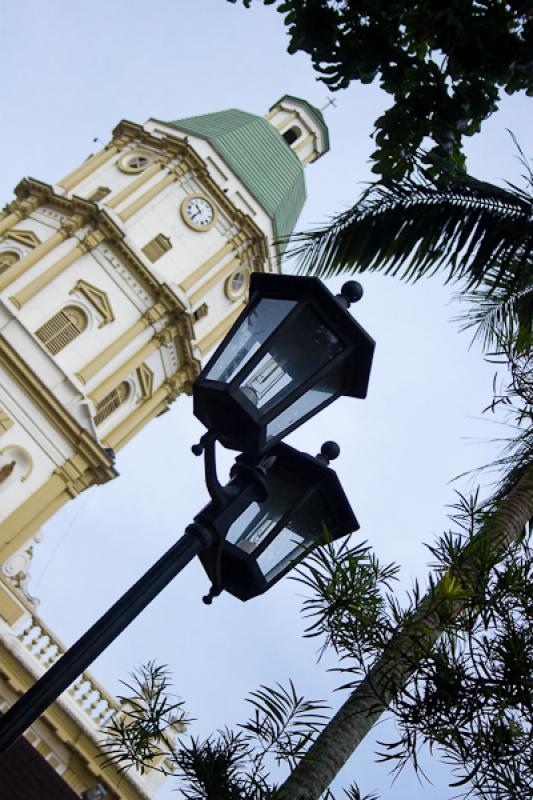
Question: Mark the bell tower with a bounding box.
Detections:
[0,97,329,798]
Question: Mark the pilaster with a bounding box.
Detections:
[88,325,176,406]
[180,231,247,294]
[57,139,129,191]
[0,215,85,292]
[105,153,173,209]
[0,196,41,237]
[118,162,188,222]
[76,302,166,384]
[9,229,105,308]
[104,369,189,451]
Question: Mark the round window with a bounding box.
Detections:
[225,268,249,300]
[118,151,153,174]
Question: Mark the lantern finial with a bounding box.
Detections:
[338,281,363,307]
[318,441,341,464]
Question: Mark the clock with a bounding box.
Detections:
[181,194,216,231]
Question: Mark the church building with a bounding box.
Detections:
[0,96,329,798]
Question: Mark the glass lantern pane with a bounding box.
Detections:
[206,298,296,384]
[266,362,344,440]
[257,490,335,582]
[256,529,309,581]
[225,469,301,553]
[239,306,343,410]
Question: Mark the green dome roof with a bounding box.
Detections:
[167,109,306,256]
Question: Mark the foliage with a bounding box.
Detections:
[379,514,533,800]
[287,165,533,356]
[228,0,533,178]
[102,661,189,774]
[102,544,394,798]
[295,538,399,664]
[104,671,331,798]
[294,482,533,799]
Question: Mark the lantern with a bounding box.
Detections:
[195,441,357,601]
[193,273,375,456]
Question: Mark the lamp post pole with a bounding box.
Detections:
[0,526,211,756]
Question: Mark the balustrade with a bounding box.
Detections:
[16,615,118,728]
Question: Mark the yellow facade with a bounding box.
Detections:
[0,116,270,798]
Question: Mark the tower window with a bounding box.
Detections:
[225,267,249,301]
[94,381,131,425]
[282,126,302,146]
[118,151,153,174]
[142,233,173,263]
[0,250,20,275]
[35,306,88,355]
[88,186,111,202]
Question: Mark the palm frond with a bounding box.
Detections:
[458,278,533,355]
[286,174,533,292]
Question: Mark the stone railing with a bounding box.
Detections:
[16,614,118,729]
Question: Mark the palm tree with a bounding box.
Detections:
[288,169,533,355]
[272,164,533,799]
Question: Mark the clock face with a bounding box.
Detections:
[182,195,215,230]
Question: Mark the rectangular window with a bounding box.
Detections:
[142,233,172,263]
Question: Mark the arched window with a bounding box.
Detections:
[0,250,20,275]
[34,305,88,355]
[283,126,302,146]
[94,381,131,425]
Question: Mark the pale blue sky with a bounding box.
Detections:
[1,1,531,798]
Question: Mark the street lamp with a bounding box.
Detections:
[196,440,357,603]
[0,274,375,759]
[193,273,375,454]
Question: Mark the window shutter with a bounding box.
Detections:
[35,306,88,355]
[94,382,130,425]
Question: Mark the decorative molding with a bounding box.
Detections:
[0,445,33,482]
[3,229,41,248]
[136,363,154,402]
[70,279,115,327]
[0,408,14,435]
[1,529,43,607]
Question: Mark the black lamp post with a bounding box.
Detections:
[0,274,375,758]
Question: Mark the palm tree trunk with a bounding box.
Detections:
[274,464,533,800]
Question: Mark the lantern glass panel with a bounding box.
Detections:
[256,529,308,581]
[239,306,343,409]
[225,469,300,552]
[206,298,296,384]
[266,361,344,440]
[257,491,335,581]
